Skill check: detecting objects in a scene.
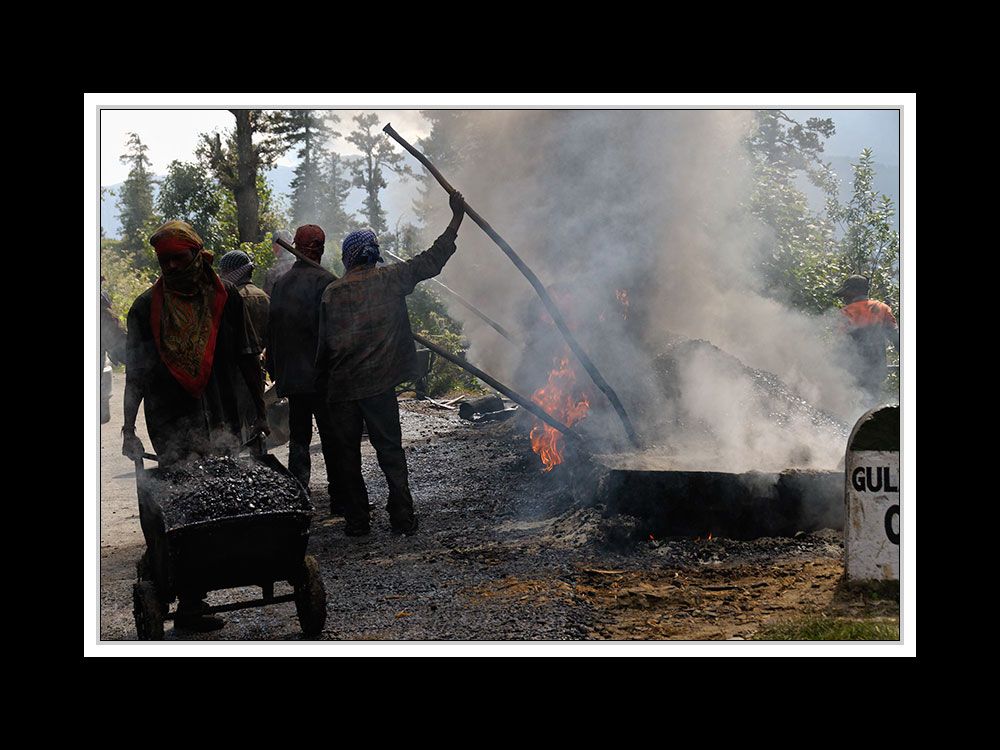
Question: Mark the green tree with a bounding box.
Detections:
[270,110,341,228]
[346,112,413,235]
[115,132,161,273]
[156,160,225,256]
[744,111,841,313]
[825,148,900,314]
[198,110,287,244]
[317,150,357,256]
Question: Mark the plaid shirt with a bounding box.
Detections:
[317,228,457,402]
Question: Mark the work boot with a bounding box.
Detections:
[174,599,225,632]
[344,522,370,537]
[391,515,419,536]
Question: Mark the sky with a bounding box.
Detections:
[90,94,910,187]
[96,106,434,186]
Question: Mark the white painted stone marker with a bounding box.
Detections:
[845,405,900,581]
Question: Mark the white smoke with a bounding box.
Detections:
[411,109,868,471]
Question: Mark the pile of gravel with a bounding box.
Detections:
[149,456,308,529]
[652,336,849,436]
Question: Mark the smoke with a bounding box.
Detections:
[414,110,868,471]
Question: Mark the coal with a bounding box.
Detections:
[148,455,308,529]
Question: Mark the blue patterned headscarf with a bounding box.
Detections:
[219,250,254,285]
[342,228,383,271]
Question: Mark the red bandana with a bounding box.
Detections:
[150,250,227,399]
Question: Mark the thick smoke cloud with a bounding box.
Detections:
[410,110,867,471]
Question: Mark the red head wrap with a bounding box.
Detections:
[150,221,204,256]
[294,224,325,263]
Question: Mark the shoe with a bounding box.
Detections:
[345,523,370,537]
[391,516,419,535]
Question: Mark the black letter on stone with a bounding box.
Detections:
[884,504,900,545]
[852,467,866,492]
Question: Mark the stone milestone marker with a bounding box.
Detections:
[845,405,900,581]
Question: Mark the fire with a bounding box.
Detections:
[616,289,629,320]
[529,356,590,472]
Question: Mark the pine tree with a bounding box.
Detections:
[317,150,356,262]
[116,132,161,270]
[270,110,341,228]
[345,112,413,235]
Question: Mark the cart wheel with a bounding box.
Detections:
[133,580,165,641]
[294,555,327,637]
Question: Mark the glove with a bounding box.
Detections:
[122,429,145,461]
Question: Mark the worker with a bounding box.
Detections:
[219,249,271,444]
[263,229,295,296]
[265,225,339,508]
[121,221,270,632]
[316,191,466,537]
[833,274,900,404]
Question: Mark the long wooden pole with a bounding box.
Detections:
[382,123,640,448]
[271,236,584,446]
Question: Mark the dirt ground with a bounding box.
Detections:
[88,371,903,654]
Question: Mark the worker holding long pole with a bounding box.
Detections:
[382,123,640,448]
[312,192,467,537]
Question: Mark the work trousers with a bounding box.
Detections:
[326,389,415,533]
[287,392,338,500]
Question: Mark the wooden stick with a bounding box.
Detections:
[381,247,520,345]
[273,236,327,272]
[410,331,586,448]
[382,122,640,448]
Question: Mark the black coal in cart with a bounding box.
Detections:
[130,450,326,640]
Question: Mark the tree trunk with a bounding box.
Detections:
[231,110,260,244]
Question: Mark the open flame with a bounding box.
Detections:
[616,289,629,320]
[529,355,590,471]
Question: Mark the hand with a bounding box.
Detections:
[449,191,465,218]
[252,415,271,438]
[122,430,145,461]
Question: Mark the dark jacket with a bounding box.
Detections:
[266,260,337,397]
[316,228,457,403]
[235,281,270,352]
[125,279,255,462]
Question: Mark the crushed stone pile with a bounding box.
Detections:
[149,456,309,528]
[653,335,849,436]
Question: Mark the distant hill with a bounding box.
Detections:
[101,157,900,240]
[100,164,423,240]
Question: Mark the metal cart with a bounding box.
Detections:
[131,452,326,640]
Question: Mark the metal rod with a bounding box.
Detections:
[382,122,640,448]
